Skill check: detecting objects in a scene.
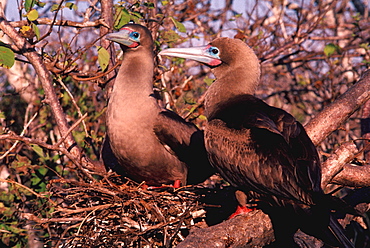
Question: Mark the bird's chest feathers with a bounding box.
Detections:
[107,80,159,120]
[106,90,160,151]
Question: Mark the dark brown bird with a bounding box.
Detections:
[159,38,354,247]
[101,24,213,187]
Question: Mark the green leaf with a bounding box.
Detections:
[51,154,60,162]
[31,173,41,186]
[362,59,370,65]
[198,115,207,121]
[169,17,186,33]
[162,30,180,43]
[31,23,40,40]
[37,166,47,176]
[0,111,5,119]
[4,224,25,234]
[51,4,60,12]
[324,43,338,57]
[154,40,161,48]
[65,2,77,10]
[24,0,35,12]
[97,46,110,72]
[20,25,31,34]
[130,11,143,19]
[30,144,45,158]
[144,2,155,9]
[360,43,369,50]
[27,9,39,21]
[204,77,215,86]
[36,1,46,7]
[0,46,15,69]
[114,7,130,30]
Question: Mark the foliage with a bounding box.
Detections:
[0,0,369,247]
[0,43,15,69]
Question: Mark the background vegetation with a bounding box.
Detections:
[0,0,369,247]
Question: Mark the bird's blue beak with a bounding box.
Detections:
[159,45,222,66]
[106,28,139,48]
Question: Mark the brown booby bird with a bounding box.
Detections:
[101,24,214,186]
[159,38,354,247]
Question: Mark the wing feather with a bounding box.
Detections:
[154,110,215,184]
[206,95,321,206]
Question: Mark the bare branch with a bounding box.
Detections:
[0,14,81,158]
[9,18,110,29]
[332,164,370,187]
[306,70,370,146]
[0,111,38,160]
[321,141,359,189]
[177,211,274,248]
[0,178,56,205]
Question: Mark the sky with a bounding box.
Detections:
[4,0,250,22]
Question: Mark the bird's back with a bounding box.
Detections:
[205,94,321,207]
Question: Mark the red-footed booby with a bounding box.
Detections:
[101,24,214,187]
[159,37,354,247]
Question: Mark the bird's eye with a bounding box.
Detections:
[131,32,140,39]
[209,47,219,55]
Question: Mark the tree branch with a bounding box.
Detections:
[9,18,110,29]
[305,69,370,146]
[321,141,359,189]
[303,70,370,187]
[100,0,116,84]
[177,211,274,248]
[332,164,370,187]
[0,15,81,159]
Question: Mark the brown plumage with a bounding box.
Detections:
[159,37,354,247]
[101,24,213,186]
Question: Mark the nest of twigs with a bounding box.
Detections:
[46,174,215,247]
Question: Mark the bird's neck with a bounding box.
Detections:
[205,64,260,118]
[107,49,159,126]
[112,49,155,98]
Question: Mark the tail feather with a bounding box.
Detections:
[307,192,356,247]
[328,215,354,248]
[299,200,354,248]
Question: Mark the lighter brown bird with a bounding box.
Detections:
[101,24,213,186]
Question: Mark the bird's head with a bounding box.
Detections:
[159,37,258,69]
[159,37,261,115]
[159,43,222,67]
[106,24,153,50]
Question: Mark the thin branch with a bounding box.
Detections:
[20,213,84,224]
[321,141,359,189]
[54,113,88,147]
[9,18,110,29]
[57,204,113,215]
[70,60,121,81]
[38,0,65,42]
[76,209,97,235]
[0,111,38,159]
[0,14,81,159]
[56,78,89,137]
[0,178,56,205]
[0,113,96,180]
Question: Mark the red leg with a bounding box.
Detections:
[228,205,254,219]
[173,179,182,188]
[146,179,182,190]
